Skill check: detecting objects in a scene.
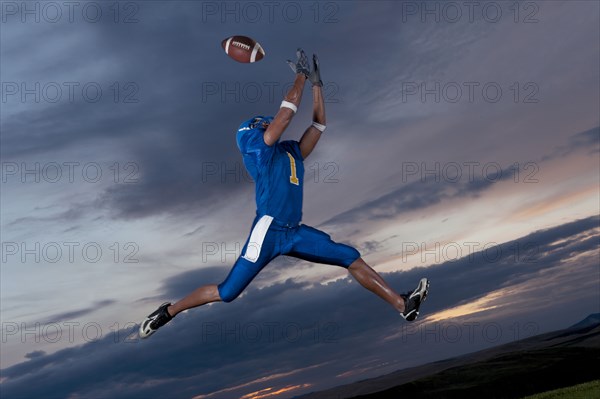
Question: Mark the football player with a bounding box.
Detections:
[140,49,429,338]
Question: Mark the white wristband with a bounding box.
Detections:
[280,100,297,113]
[312,121,326,132]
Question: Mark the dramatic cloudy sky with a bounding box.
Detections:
[1,1,599,398]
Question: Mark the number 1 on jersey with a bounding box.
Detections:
[287,152,299,185]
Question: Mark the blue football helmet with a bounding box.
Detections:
[239,115,274,132]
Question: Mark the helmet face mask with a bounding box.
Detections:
[250,116,274,131]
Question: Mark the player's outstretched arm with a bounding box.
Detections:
[299,54,326,159]
[264,49,309,146]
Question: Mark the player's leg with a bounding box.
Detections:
[347,258,429,320]
[346,257,405,313]
[168,284,221,317]
[140,215,280,338]
[287,225,429,320]
[169,250,277,316]
[139,253,266,339]
[159,237,283,316]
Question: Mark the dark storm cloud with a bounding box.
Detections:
[1,1,487,221]
[0,99,143,159]
[183,225,205,238]
[23,351,46,360]
[160,266,229,299]
[2,215,597,399]
[540,126,600,162]
[1,1,598,396]
[2,5,273,218]
[319,123,598,229]
[38,300,116,326]
[570,126,600,148]
[3,29,252,219]
[539,126,600,161]
[7,206,87,227]
[321,165,517,226]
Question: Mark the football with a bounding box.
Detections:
[221,35,265,63]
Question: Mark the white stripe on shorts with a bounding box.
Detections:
[242,215,274,263]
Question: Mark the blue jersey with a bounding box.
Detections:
[237,117,304,225]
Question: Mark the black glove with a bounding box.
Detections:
[286,48,310,78]
[309,54,323,87]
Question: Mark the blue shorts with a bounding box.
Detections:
[217,215,361,302]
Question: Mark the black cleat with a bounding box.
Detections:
[139,302,173,338]
[400,278,429,322]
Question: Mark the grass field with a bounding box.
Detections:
[352,347,600,399]
[520,380,600,399]
[301,321,600,399]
